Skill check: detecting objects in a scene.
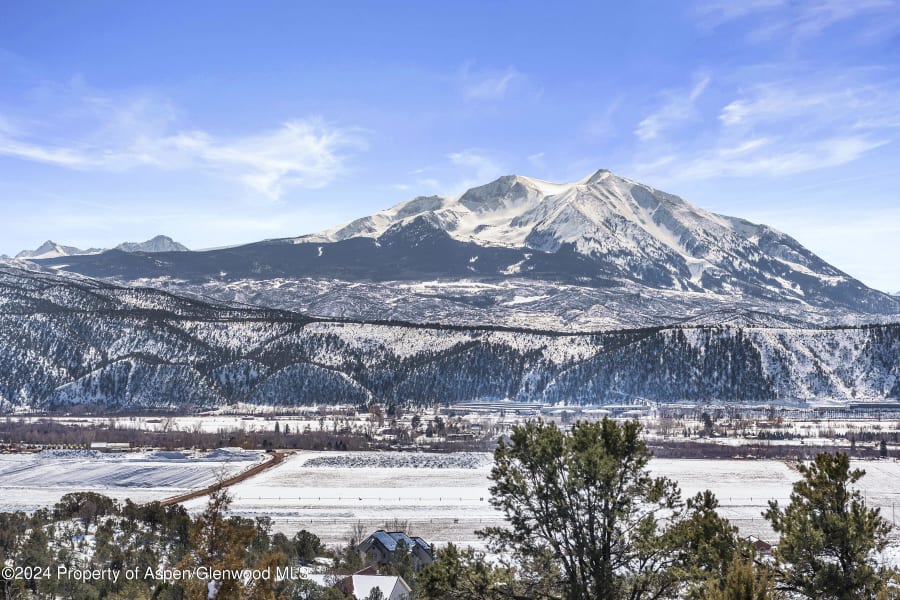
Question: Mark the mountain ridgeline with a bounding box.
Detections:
[17,235,188,259]
[33,170,899,331]
[1,264,898,411]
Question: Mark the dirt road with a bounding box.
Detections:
[159,450,291,507]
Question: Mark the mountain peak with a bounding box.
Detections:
[457,174,547,213]
[277,167,896,314]
[116,235,189,253]
[577,168,613,185]
[16,240,97,259]
[17,235,188,260]
[34,240,60,253]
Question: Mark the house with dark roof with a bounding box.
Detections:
[357,530,434,571]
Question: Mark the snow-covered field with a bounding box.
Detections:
[3,450,899,552]
[182,451,499,546]
[188,452,900,548]
[0,448,265,511]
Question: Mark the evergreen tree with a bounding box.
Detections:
[178,486,254,599]
[700,555,773,600]
[480,418,735,600]
[416,543,518,600]
[764,452,895,599]
[670,490,746,598]
[293,530,326,562]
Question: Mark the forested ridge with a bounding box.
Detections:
[2,266,899,411]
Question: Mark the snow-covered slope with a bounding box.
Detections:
[1,264,898,411]
[16,240,103,259]
[303,169,885,308]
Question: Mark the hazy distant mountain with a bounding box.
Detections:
[115,235,189,253]
[34,169,899,330]
[17,235,187,259]
[1,263,898,412]
[16,240,103,259]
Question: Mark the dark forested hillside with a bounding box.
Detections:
[1,264,898,411]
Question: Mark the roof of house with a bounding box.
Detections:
[367,530,431,554]
[346,574,411,599]
[307,571,411,600]
[747,535,773,551]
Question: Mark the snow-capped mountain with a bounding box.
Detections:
[115,235,189,253]
[16,235,188,259]
[30,170,899,329]
[1,263,897,411]
[304,169,893,311]
[16,240,103,259]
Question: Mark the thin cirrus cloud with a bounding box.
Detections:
[631,70,899,183]
[692,0,785,27]
[634,74,711,142]
[395,150,507,197]
[447,149,506,192]
[718,81,900,130]
[693,0,896,41]
[639,136,887,182]
[0,90,366,199]
[460,64,523,101]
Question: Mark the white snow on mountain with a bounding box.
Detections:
[298,169,854,296]
[16,240,103,259]
[115,235,189,253]
[305,171,765,263]
[17,235,188,258]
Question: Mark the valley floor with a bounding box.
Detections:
[3,448,899,554]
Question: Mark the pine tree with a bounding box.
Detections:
[700,555,773,600]
[764,452,894,599]
[178,486,254,599]
[416,543,518,600]
[480,418,736,600]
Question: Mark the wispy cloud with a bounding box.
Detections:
[635,74,711,141]
[0,84,366,198]
[631,70,900,182]
[447,149,506,193]
[792,0,894,39]
[460,64,523,101]
[639,136,887,181]
[718,80,900,130]
[692,0,785,28]
[693,0,897,42]
[526,152,546,170]
[582,97,624,142]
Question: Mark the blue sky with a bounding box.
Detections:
[1,0,899,291]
